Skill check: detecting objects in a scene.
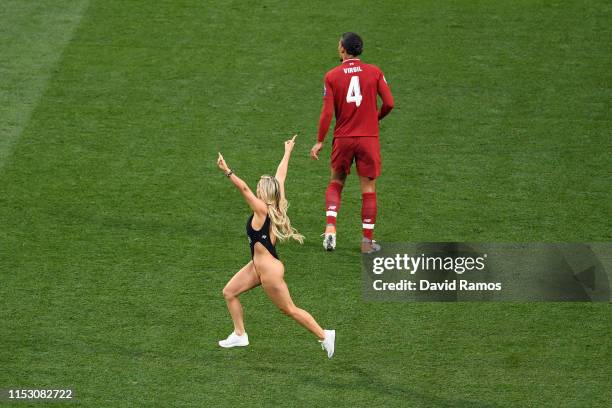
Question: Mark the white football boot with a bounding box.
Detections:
[319,329,336,358]
[361,238,381,254]
[218,331,249,348]
[323,232,336,251]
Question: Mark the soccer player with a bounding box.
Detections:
[310,32,394,253]
[216,136,335,358]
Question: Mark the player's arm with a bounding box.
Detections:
[217,153,267,215]
[377,71,394,120]
[311,75,334,160]
[274,135,297,200]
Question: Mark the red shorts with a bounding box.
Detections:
[330,136,381,179]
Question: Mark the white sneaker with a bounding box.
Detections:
[319,329,335,358]
[323,233,336,251]
[218,331,249,348]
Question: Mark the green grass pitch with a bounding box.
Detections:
[1,1,610,406]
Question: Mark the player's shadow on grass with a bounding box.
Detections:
[248,363,500,408]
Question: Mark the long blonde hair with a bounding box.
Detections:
[256,175,304,244]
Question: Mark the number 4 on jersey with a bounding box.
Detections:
[346,76,363,107]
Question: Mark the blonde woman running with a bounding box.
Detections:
[216,135,335,358]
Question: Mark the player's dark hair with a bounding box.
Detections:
[341,32,363,56]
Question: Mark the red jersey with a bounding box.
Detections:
[317,58,394,142]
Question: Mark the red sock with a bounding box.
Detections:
[325,181,343,226]
[362,192,377,240]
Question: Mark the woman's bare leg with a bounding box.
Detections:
[222,261,260,335]
[259,260,325,340]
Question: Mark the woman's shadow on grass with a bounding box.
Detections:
[247,362,499,408]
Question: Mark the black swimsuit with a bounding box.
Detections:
[246,214,279,260]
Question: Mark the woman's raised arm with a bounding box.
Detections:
[217,153,267,215]
[275,135,297,200]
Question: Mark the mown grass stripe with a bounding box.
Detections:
[0,0,89,173]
